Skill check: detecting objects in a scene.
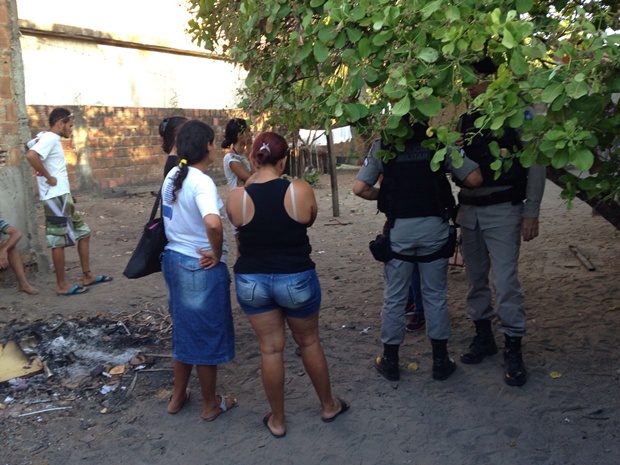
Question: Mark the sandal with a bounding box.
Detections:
[167,389,190,414]
[202,394,238,421]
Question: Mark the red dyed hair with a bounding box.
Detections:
[250,132,289,166]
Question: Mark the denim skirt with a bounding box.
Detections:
[162,249,235,365]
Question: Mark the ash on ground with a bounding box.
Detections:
[0,305,172,415]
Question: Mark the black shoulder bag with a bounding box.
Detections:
[123,190,168,279]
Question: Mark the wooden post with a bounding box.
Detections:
[326,131,340,217]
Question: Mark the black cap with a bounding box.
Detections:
[472,57,497,76]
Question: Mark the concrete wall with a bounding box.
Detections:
[0,0,43,265]
[16,0,246,109]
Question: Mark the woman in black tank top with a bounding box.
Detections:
[226,132,350,438]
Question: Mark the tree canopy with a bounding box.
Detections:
[187,0,620,224]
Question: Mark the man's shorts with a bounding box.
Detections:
[43,194,91,248]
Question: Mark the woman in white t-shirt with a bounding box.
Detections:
[222,118,253,190]
[161,120,237,421]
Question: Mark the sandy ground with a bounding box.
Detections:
[1,170,619,465]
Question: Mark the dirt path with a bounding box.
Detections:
[1,171,619,465]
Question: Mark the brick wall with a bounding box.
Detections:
[26,105,237,193]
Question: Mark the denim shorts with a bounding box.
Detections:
[234,268,321,318]
[162,249,235,365]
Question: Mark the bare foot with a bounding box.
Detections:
[202,394,238,421]
[19,283,39,295]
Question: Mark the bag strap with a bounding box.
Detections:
[149,189,162,221]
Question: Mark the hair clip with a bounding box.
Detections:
[260,143,271,153]
[178,159,188,167]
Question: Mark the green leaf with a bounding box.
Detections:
[450,148,464,168]
[505,92,519,107]
[373,30,393,46]
[457,39,469,51]
[345,103,361,122]
[334,102,343,117]
[550,93,567,111]
[541,83,565,104]
[574,73,585,82]
[417,47,439,63]
[565,80,589,100]
[346,27,364,44]
[297,42,313,61]
[570,147,594,171]
[377,149,396,163]
[442,42,455,55]
[421,0,442,20]
[471,36,486,52]
[318,26,336,44]
[415,95,441,117]
[510,52,528,77]
[577,176,597,191]
[445,5,461,21]
[350,6,366,21]
[310,0,325,7]
[516,0,533,13]
[314,41,329,62]
[392,96,411,116]
[490,115,507,130]
[546,130,566,141]
[519,144,537,167]
[358,38,372,58]
[502,28,517,49]
[431,147,447,171]
[334,31,346,49]
[508,111,525,128]
[551,149,569,169]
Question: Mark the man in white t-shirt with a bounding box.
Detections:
[26,108,113,296]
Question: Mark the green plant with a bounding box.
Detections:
[187,0,620,223]
[304,167,320,185]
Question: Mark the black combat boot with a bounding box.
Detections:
[375,343,400,381]
[503,335,528,386]
[460,319,498,364]
[431,339,456,381]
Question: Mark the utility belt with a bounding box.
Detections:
[369,223,457,264]
[458,188,522,207]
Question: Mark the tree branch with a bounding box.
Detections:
[546,167,620,229]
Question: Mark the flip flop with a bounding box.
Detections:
[167,389,190,414]
[86,275,113,286]
[263,412,286,438]
[202,394,238,421]
[321,398,350,423]
[58,285,89,296]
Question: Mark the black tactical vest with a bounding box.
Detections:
[377,140,455,220]
[455,111,527,194]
